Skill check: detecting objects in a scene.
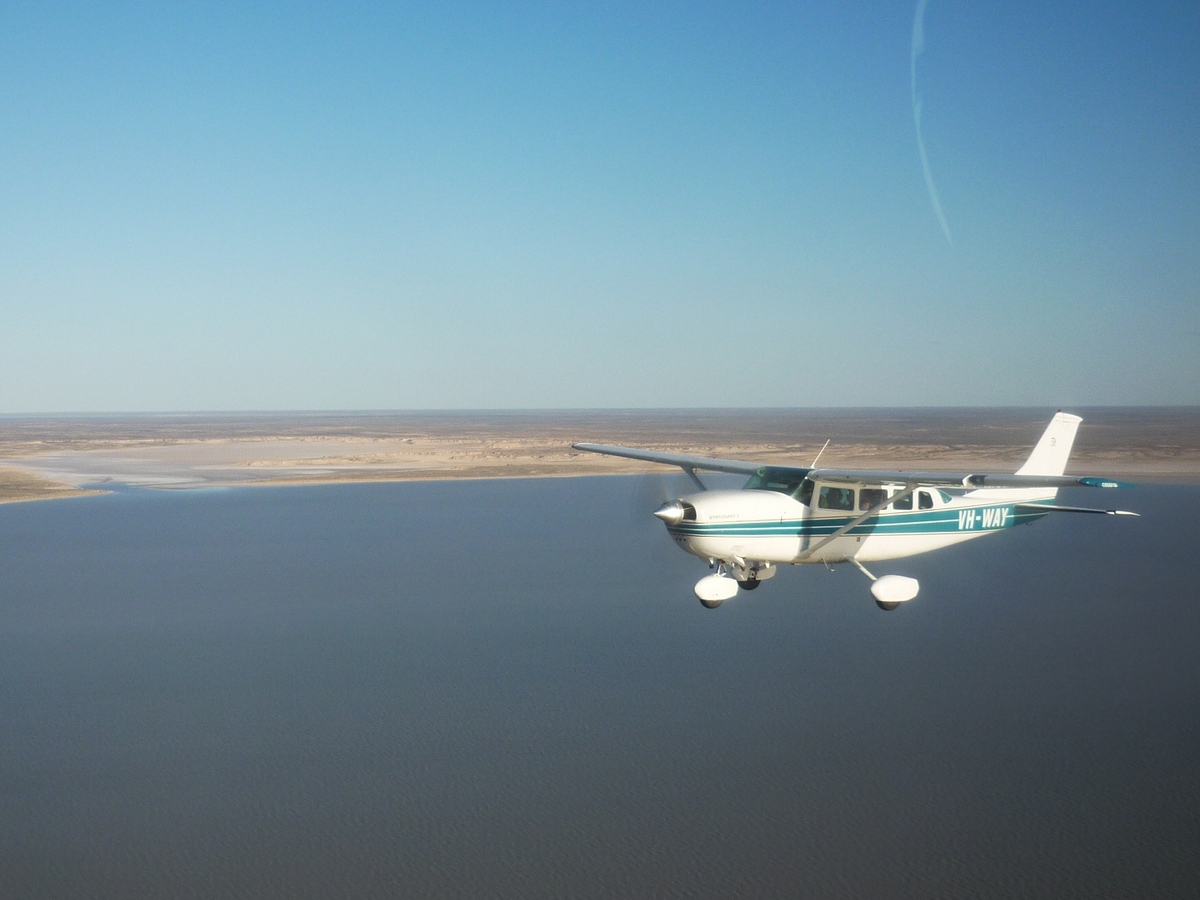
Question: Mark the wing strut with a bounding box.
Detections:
[1015,503,1140,516]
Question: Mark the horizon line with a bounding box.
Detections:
[2,404,1198,419]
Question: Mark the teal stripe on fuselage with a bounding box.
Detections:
[668,502,1051,539]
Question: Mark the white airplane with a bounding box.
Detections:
[575,412,1138,610]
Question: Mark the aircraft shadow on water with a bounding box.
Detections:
[575,413,1138,611]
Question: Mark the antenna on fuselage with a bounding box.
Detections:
[809,439,831,468]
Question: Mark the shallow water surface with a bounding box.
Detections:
[1,478,1197,898]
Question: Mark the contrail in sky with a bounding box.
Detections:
[911,0,952,245]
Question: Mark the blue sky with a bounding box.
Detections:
[1,1,1196,411]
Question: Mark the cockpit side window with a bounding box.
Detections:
[918,490,934,510]
[795,478,814,506]
[891,487,913,510]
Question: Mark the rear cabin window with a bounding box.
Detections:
[859,488,887,510]
[918,490,934,510]
[891,491,912,510]
[818,486,856,511]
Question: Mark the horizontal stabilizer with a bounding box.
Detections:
[1077,477,1135,489]
[1015,503,1140,516]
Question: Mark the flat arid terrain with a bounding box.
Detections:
[1,408,1199,504]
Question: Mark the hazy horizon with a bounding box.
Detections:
[2,404,1200,419]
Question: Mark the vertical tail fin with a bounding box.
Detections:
[1016,412,1082,476]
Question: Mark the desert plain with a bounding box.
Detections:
[1,408,1198,504]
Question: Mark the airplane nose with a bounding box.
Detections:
[653,500,686,525]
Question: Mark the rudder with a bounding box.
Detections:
[1015,412,1082,477]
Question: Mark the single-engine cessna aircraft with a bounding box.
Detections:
[575,412,1138,610]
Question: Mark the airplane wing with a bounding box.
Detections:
[809,469,1134,490]
[572,444,1134,490]
[571,443,764,475]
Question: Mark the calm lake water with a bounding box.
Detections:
[1,478,1198,898]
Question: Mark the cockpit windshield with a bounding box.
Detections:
[743,466,814,503]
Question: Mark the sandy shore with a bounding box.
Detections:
[1,408,1198,503]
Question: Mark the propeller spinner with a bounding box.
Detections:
[653,500,687,524]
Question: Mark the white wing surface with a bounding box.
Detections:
[806,468,1130,489]
[572,443,763,475]
[574,419,1133,492]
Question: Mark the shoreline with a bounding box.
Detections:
[5,466,1198,508]
[3,408,1199,503]
[4,459,1199,506]
[0,467,108,505]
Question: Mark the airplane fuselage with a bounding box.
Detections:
[666,485,1054,566]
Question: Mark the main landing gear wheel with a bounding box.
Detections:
[699,597,724,609]
[850,559,919,611]
[740,579,760,591]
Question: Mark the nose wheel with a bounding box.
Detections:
[694,565,739,608]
